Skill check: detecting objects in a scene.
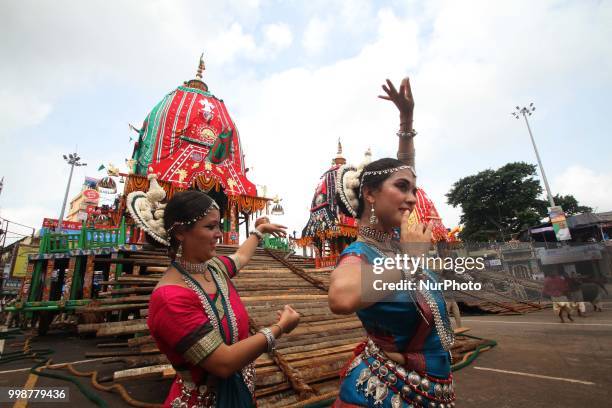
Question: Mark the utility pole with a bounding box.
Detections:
[57,153,87,231]
[512,103,556,208]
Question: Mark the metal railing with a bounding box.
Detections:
[263,236,290,251]
[39,218,126,254]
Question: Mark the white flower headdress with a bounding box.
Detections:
[336,157,416,218]
[127,174,220,247]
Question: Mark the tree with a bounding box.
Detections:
[446,162,545,241]
[537,194,592,217]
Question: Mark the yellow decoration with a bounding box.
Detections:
[406,208,419,226]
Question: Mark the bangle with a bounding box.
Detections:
[258,327,276,353]
[397,129,417,138]
[397,152,415,161]
[249,229,263,242]
[271,323,283,334]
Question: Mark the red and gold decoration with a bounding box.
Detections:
[126,55,266,245]
[407,188,457,243]
[300,141,457,267]
[299,141,358,266]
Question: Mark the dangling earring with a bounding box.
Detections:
[177,241,183,256]
[369,203,378,225]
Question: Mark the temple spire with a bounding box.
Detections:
[333,138,346,165]
[184,53,209,92]
[196,53,205,79]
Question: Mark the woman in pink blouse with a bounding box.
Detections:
[147,190,300,407]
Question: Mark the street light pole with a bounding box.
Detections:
[57,153,87,231]
[512,104,556,208]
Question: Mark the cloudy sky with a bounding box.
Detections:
[1,0,610,243]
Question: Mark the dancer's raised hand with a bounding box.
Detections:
[378,77,414,119]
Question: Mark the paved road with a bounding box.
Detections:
[1,304,611,407]
[454,303,612,407]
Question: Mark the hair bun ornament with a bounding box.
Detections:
[336,164,361,218]
[126,173,170,247]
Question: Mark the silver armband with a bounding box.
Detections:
[249,229,263,242]
[258,327,276,353]
[397,152,415,161]
[397,129,417,138]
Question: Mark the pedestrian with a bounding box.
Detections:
[543,270,573,323]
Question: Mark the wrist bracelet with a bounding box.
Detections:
[397,152,415,161]
[249,229,263,242]
[258,327,276,353]
[271,323,284,334]
[397,129,417,138]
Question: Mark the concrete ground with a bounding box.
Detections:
[0,303,611,407]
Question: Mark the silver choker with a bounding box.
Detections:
[358,225,393,243]
[177,258,209,274]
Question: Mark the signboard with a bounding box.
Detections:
[83,189,100,202]
[42,218,83,230]
[549,206,572,241]
[11,245,39,278]
[488,259,502,266]
[1,278,22,294]
[535,245,601,265]
[530,226,554,234]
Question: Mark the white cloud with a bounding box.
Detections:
[207,23,260,64]
[263,23,293,51]
[553,166,612,213]
[231,1,611,233]
[0,92,52,140]
[230,10,421,233]
[302,17,331,54]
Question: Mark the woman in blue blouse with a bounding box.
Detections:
[329,78,456,407]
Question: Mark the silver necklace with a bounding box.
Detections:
[177,258,211,281]
[179,266,256,397]
[358,225,394,244]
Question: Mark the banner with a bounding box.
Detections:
[42,218,82,230]
[548,206,572,241]
[12,244,39,278]
[83,189,100,203]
